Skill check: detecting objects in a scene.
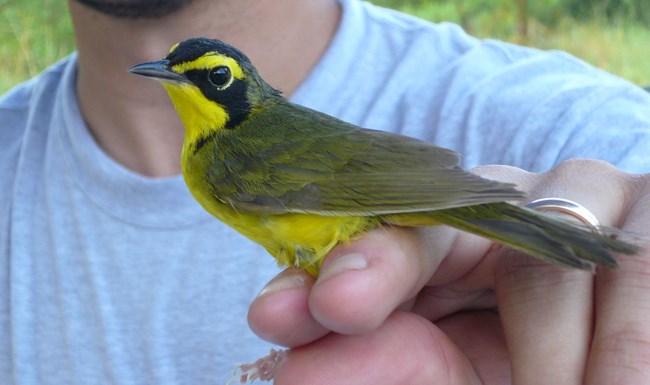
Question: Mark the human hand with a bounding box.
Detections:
[247,159,650,385]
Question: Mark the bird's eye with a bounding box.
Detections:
[208,66,232,89]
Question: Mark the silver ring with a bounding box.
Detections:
[526,198,600,232]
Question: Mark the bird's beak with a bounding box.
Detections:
[128,60,189,83]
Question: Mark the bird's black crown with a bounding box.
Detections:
[165,37,252,67]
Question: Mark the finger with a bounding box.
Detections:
[248,269,329,347]
[308,226,450,335]
[495,250,594,385]
[250,224,456,345]
[437,310,511,385]
[252,165,549,343]
[410,165,562,322]
[586,175,650,384]
[491,160,629,385]
[274,311,482,385]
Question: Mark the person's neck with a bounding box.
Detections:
[70,0,340,177]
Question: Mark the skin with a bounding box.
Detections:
[250,162,650,385]
[71,0,340,176]
[69,1,650,383]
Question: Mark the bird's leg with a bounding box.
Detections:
[225,348,288,384]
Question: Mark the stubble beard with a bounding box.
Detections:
[74,0,195,19]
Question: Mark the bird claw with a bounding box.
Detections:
[225,349,288,384]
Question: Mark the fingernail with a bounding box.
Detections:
[318,252,369,283]
[257,271,308,297]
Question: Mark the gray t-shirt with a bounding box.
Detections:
[1,0,649,384]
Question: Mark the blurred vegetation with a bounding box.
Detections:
[566,0,650,25]
[0,0,74,93]
[371,0,649,86]
[0,0,648,94]
[373,0,650,26]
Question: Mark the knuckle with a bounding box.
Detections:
[469,164,531,184]
[621,173,650,218]
[546,158,621,185]
[550,158,619,176]
[533,159,637,226]
[544,159,628,197]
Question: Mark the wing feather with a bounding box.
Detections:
[209,100,525,215]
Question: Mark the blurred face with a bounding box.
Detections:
[74,0,194,19]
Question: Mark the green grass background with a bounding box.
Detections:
[1,0,648,94]
[373,0,649,88]
[0,0,75,93]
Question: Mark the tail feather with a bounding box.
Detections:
[431,202,639,270]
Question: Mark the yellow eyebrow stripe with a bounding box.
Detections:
[168,42,180,55]
[171,52,245,80]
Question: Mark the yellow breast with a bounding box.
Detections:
[182,153,371,274]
